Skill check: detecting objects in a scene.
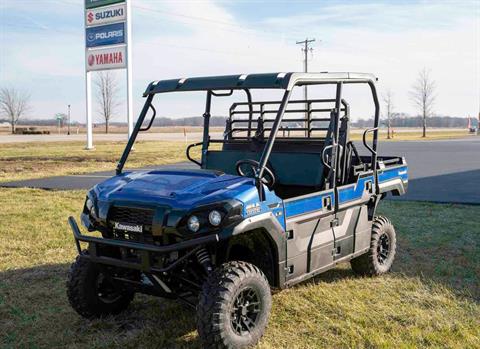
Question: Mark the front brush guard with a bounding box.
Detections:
[68,216,219,273]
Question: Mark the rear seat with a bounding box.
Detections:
[204,140,326,188]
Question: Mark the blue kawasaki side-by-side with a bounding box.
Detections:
[67,72,408,349]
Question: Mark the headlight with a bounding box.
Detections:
[86,197,93,210]
[208,210,222,226]
[187,215,200,232]
[85,197,96,218]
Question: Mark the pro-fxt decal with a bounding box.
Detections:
[246,203,261,215]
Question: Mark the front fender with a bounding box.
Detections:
[220,212,287,288]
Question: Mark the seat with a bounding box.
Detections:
[204,145,326,188]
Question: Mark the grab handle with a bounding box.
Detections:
[362,127,378,156]
[321,144,343,169]
[186,142,202,167]
[321,145,333,169]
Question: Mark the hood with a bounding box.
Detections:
[93,169,257,210]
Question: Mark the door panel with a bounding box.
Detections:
[285,199,335,281]
[332,207,359,260]
[353,205,373,253]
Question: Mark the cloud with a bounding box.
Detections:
[0,0,478,122]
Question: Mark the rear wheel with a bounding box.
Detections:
[197,261,272,349]
[66,251,134,318]
[351,216,397,276]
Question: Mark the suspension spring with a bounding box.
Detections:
[196,248,213,273]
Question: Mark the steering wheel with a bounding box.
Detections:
[235,159,276,189]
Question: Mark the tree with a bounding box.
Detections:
[382,89,394,139]
[410,68,436,137]
[95,71,120,133]
[0,87,31,134]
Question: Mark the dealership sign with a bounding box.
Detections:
[85,0,124,9]
[84,0,132,149]
[86,22,125,47]
[85,3,126,26]
[86,45,126,71]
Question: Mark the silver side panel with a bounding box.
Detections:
[379,178,408,196]
[285,208,335,281]
[354,205,372,253]
[333,207,360,260]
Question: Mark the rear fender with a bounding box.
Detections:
[378,165,408,196]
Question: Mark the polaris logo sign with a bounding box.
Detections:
[86,45,126,71]
[85,3,126,26]
[86,22,125,47]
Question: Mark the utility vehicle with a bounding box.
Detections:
[67,72,408,348]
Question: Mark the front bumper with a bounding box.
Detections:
[68,216,219,273]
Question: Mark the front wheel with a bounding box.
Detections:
[197,261,272,349]
[351,216,397,276]
[66,251,134,318]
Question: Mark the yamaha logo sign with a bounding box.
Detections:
[86,45,126,71]
[85,2,126,26]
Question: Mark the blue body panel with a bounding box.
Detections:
[91,169,286,229]
[283,165,408,218]
[378,165,408,182]
[90,165,407,231]
[95,170,253,209]
[284,191,334,218]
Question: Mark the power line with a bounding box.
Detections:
[296,38,316,125]
[296,38,315,74]
[132,4,302,41]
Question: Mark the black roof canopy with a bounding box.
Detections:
[143,72,378,96]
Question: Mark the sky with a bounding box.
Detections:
[0,0,479,124]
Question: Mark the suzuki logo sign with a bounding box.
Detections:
[85,3,126,27]
[87,12,94,24]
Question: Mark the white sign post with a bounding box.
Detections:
[126,0,133,138]
[85,72,93,149]
[84,0,132,150]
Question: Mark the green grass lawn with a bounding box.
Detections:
[0,189,479,348]
[0,141,202,183]
[0,130,471,183]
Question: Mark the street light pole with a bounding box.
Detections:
[67,104,71,135]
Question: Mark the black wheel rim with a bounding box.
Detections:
[377,233,390,265]
[230,287,261,336]
[95,273,122,303]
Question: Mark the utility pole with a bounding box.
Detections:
[67,104,71,135]
[296,38,315,135]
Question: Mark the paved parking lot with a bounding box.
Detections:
[1,138,479,204]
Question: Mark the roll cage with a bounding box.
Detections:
[116,72,380,200]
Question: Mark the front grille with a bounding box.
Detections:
[108,206,154,226]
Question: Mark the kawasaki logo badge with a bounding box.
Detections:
[113,222,143,233]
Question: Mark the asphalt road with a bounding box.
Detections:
[377,138,480,204]
[0,128,465,143]
[0,132,216,144]
[1,138,479,204]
